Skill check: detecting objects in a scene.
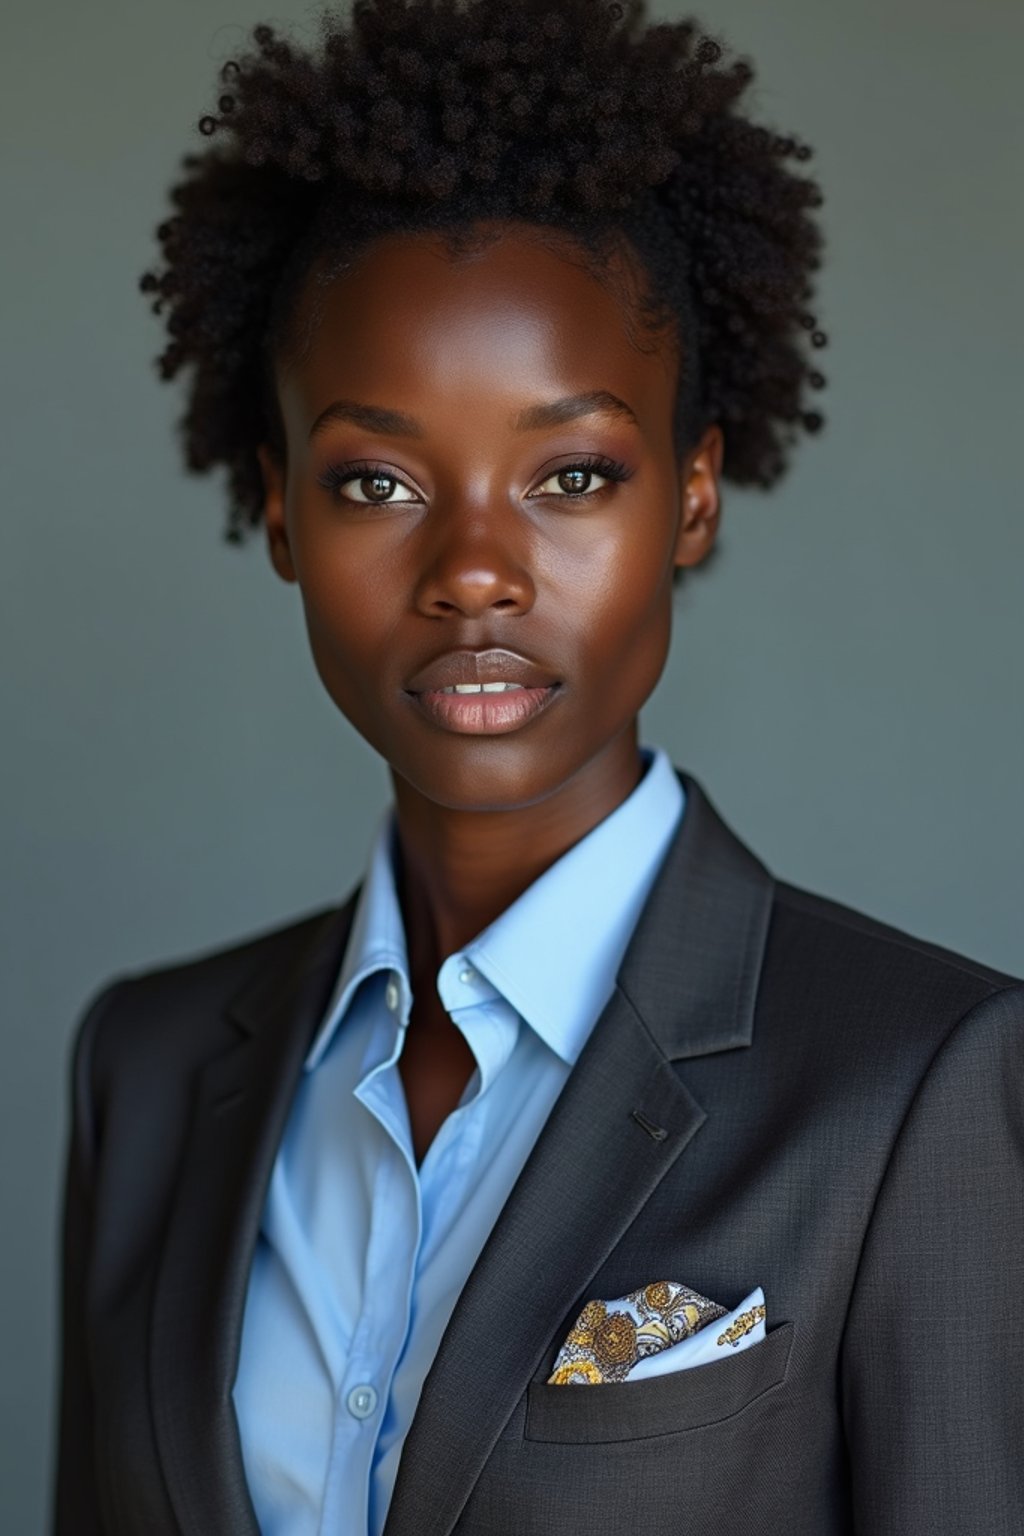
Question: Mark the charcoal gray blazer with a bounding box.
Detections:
[54,769,1024,1535]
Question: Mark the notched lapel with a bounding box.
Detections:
[149,896,357,1536]
[385,988,705,1536]
[385,771,775,1536]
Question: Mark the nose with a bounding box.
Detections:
[412,498,537,619]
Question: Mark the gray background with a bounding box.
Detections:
[3,0,1021,1528]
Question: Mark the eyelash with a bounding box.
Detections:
[315,454,632,504]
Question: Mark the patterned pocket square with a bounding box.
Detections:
[548,1282,767,1384]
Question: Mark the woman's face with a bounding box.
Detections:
[259,221,722,815]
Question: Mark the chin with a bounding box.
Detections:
[390,750,577,815]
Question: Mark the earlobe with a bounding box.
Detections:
[673,424,724,570]
[257,444,297,584]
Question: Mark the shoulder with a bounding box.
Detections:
[676,768,1020,1046]
[71,902,347,1093]
[761,875,1022,1075]
[771,875,1017,989]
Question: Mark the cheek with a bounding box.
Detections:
[599,578,675,705]
[289,500,400,653]
[551,502,677,679]
[292,561,383,727]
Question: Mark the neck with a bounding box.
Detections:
[389,730,645,981]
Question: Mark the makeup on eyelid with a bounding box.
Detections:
[314,454,632,505]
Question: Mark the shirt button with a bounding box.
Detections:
[458,966,475,984]
[385,977,400,1012]
[346,1383,378,1420]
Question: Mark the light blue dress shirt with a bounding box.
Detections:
[233,745,685,1535]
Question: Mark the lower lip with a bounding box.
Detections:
[407,685,561,735]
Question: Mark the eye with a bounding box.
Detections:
[316,461,421,505]
[529,456,631,499]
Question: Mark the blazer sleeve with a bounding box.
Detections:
[841,981,1024,1533]
[52,977,129,1536]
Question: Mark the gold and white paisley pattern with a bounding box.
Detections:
[549,1280,730,1385]
[716,1302,766,1348]
[548,1359,604,1385]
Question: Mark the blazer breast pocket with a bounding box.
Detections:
[524,1320,795,1444]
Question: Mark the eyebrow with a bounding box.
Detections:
[308,399,423,441]
[307,389,638,442]
[512,390,639,431]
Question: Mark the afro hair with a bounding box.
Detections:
[141,0,828,549]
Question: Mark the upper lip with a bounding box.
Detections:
[405,648,561,693]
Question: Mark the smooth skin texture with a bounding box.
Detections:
[258,220,723,1159]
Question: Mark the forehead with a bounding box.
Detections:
[276,222,679,433]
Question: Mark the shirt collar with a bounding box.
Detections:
[304,802,408,1071]
[305,745,685,1072]
[461,746,684,1064]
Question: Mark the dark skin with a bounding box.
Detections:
[258,220,723,1162]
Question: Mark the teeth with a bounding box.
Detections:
[442,682,526,694]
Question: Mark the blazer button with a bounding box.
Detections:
[346,1383,379,1420]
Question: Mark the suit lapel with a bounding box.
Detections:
[148,894,358,1536]
[384,771,775,1536]
[384,987,704,1536]
[145,768,773,1536]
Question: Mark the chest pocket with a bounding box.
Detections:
[523,1319,794,1444]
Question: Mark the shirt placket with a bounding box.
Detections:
[318,1008,422,1536]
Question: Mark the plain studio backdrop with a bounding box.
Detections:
[2,0,1022,1528]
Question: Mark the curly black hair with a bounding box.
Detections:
[140,0,828,552]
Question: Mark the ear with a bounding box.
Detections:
[673,424,724,570]
[257,443,297,584]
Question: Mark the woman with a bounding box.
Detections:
[55,1,1023,1532]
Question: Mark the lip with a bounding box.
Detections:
[407,682,562,736]
[405,647,561,694]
